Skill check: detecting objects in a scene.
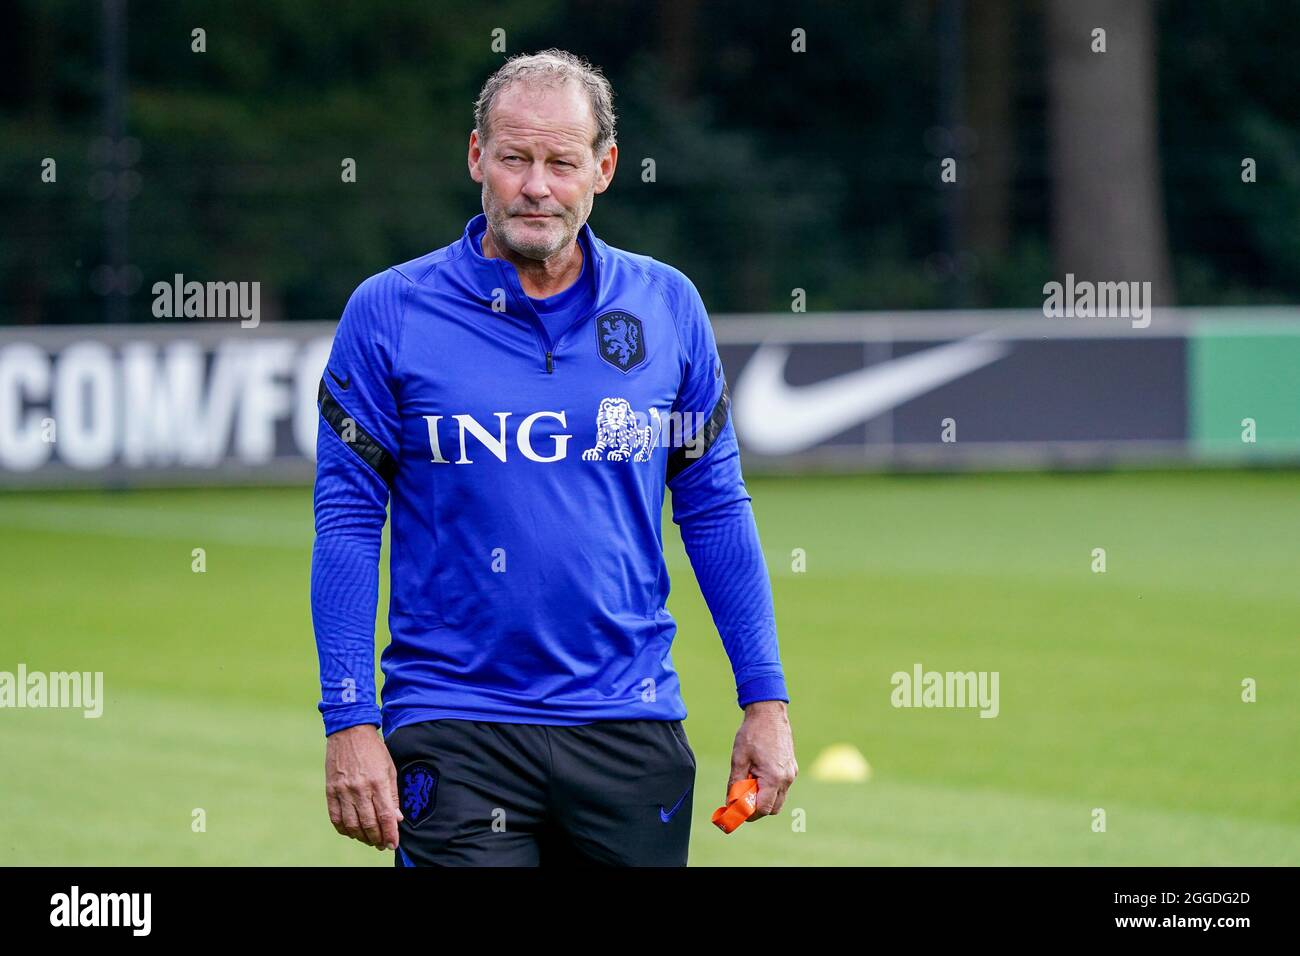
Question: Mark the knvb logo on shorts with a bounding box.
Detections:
[400,763,438,826]
[423,399,707,464]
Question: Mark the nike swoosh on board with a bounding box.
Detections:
[733,337,1013,456]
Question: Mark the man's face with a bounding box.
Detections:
[470,80,615,261]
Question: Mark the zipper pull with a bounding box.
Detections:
[546,351,554,373]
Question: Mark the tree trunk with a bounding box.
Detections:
[1046,0,1175,305]
[965,0,1014,259]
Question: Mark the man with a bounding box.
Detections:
[311,49,796,866]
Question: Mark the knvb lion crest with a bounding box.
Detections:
[583,399,663,462]
[400,763,438,826]
[595,310,646,371]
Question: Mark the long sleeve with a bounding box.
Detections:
[673,429,789,706]
[663,271,789,708]
[310,270,406,736]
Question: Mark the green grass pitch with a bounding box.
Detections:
[1,470,1296,865]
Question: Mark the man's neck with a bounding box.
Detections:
[480,228,583,299]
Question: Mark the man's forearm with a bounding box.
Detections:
[311,527,383,735]
[311,422,389,736]
[677,495,789,707]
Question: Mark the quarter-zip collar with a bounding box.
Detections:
[460,212,607,328]
[459,212,609,372]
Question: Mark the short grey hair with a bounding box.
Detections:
[474,49,617,159]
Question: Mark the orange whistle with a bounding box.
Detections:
[711,776,758,833]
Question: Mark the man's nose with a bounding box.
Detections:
[521,161,551,200]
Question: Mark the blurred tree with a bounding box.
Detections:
[963,0,1013,260]
[1046,0,1175,304]
[1,0,1296,325]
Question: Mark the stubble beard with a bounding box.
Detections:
[482,182,591,262]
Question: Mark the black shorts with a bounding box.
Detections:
[385,718,697,867]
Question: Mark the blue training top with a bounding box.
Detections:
[525,220,596,344]
[310,212,789,737]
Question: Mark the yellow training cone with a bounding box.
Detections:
[810,744,870,782]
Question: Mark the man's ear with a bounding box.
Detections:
[594,144,617,194]
[467,130,485,183]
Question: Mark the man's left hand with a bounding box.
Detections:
[727,700,797,819]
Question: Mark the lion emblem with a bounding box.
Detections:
[582,398,663,462]
[600,315,641,368]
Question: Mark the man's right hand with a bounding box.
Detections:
[325,723,403,850]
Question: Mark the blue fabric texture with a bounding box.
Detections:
[311,213,789,737]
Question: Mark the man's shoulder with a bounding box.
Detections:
[598,237,698,308]
[342,242,462,313]
[389,241,463,286]
[348,234,465,297]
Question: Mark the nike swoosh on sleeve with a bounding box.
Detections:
[733,337,1013,455]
